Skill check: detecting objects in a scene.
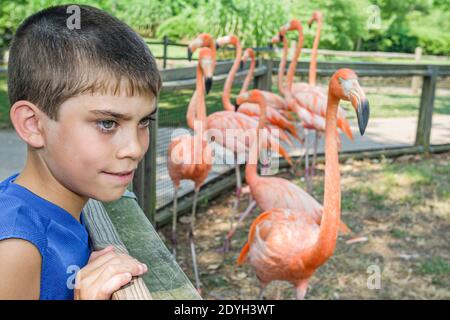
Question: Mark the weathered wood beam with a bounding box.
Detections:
[83,198,153,300]
[102,192,201,299]
[415,66,438,152]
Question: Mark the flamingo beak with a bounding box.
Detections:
[215,42,221,50]
[239,60,244,71]
[187,48,193,62]
[349,83,370,135]
[279,34,284,42]
[205,77,213,95]
[356,98,370,135]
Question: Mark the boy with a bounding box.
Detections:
[0,4,161,299]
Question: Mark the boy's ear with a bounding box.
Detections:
[10,101,46,148]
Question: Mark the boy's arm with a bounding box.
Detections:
[0,238,41,299]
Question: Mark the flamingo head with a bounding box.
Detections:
[280,19,302,36]
[308,11,323,28]
[330,69,370,135]
[235,89,266,107]
[216,35,239,49]
[270,32,284,45]
[241,48,255,68]
[198,48,214,94]
[188,33,214,61]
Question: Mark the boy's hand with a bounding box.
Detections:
[74,246,148,300]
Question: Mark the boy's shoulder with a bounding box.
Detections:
[0,173,48,253]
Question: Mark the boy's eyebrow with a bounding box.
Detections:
[89,107,157,120]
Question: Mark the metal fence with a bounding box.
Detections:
[130,59,450,228]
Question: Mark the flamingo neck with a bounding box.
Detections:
[186,89,196,130]
[309,21,322,87]
[278,37,289,97]
[245,96,267,186]
[287,26,304,91]
[222,42,242,111]
[311,91,340,267]
[240,54,255,94]
[210,42,217,70]
[195,63,207,128]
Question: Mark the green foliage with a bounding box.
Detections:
[1,0,450,57]
[157,0,288,48]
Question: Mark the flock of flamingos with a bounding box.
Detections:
[166,11,371,299]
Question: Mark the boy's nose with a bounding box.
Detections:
[116,131,147,160]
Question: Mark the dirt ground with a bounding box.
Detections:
[160,152,450,300]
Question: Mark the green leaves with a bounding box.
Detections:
[1,0,450,58]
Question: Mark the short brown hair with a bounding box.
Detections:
[8,4,161,120]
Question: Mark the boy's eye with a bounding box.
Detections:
[97,119,117,133]
[139,116,154,127]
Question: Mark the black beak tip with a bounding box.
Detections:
[239,60,244,71]
[357,99,370,136]
[234,99,240,111]
[187,49,193,62]
[205,78,213,95]
[215,43,220,50]
[279,34,284,42]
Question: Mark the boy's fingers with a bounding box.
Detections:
[91,263,147,298]
[76,261,146,296]
[88,246,115,263]
[83,251,133,274]
[98,273,133,300]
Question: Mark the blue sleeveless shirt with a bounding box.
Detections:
[0,173,91,300]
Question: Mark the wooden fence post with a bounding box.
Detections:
[132,157,145,210]
[414,66,438,153]
[254,58,272,91]
[143,106,158,224]
[163,36,169,69]
[411,47,423,94]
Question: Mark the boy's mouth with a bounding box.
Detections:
[101,169,135,184]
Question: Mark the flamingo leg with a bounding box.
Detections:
[171,185,178,259]
[222,200,257,253]
[293,125,305,175]
[189,187,202,293]
[233,162,242,214]
[304,129,312,193]
[258,283,267,300]
[295,279,310,300]
[311,131,320,177]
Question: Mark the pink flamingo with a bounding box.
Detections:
[188,33,217,69]
[271,31,336,191]
[280,18,353,140]
[215,35,293,214]
[222,89,350,252]
[237,69,370,299]
[167,48,215,292]
[237,48,302,146]
[277,20,350,189]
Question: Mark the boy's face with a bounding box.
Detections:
[41,91,156,202]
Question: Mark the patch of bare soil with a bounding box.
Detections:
[159,152,450,299]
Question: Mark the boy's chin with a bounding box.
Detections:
[93,187,127,203]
